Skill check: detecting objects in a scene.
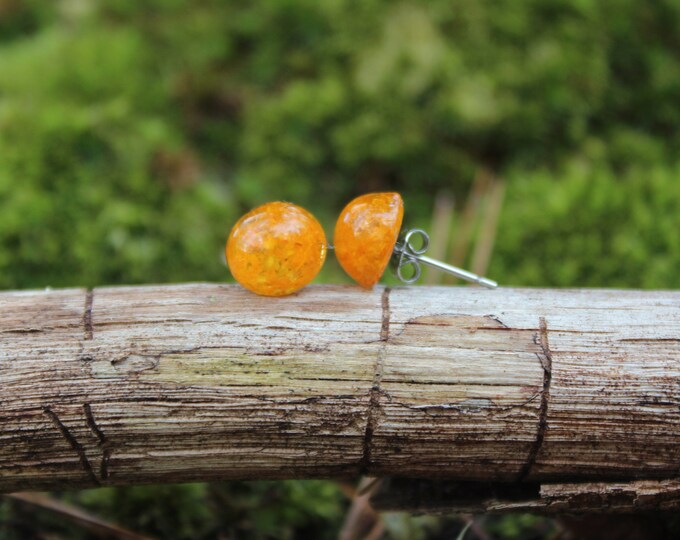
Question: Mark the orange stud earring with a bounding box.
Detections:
[333,192,404,288]
[334,192,498,289]
[226,202,327,296]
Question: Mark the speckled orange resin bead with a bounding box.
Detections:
[226,202,327,296]
[334,192,404,288]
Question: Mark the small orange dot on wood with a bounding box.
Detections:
[334,192,404,288]
[226,202,327,296]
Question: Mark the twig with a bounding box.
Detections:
[470,176,505,278]
[446,168,492,283]
[424,191,455,285]
[6,493,155,540]
[338,478,383,540]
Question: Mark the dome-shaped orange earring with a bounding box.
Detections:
[226,202,327,296]
[334,192,497,289]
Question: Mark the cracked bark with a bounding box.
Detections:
[83,289,94,341]
[42,407,100,487]
[360,287,390,474]
[516,317,552,481]
[1,284,679,499]
[83,404,111,481]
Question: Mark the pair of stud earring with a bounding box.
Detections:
[226,192,497,297]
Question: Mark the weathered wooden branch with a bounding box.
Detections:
[370,478,680,514]
[1,284,679,512]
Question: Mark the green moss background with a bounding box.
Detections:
[1,0,679,538]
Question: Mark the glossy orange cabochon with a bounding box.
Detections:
[226,202,327,296]
[334,192,404,288]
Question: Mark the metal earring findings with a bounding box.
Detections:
[392,228,497,288]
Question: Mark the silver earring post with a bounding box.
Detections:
[393,229,498,289]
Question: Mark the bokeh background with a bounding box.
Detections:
[1,0,680,538]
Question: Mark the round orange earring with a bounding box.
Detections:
[334,192,498,289]
[333,192,404,288]
[226,202,327,296]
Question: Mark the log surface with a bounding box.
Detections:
[1,284,679,493]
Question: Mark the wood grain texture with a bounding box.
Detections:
[1,284,679,493]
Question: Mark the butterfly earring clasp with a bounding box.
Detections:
[393,228,497,288]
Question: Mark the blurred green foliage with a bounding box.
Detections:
[495,159,680,288]
[2,0,680,290]
[1,0,680,538]
[1,482,347,539]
